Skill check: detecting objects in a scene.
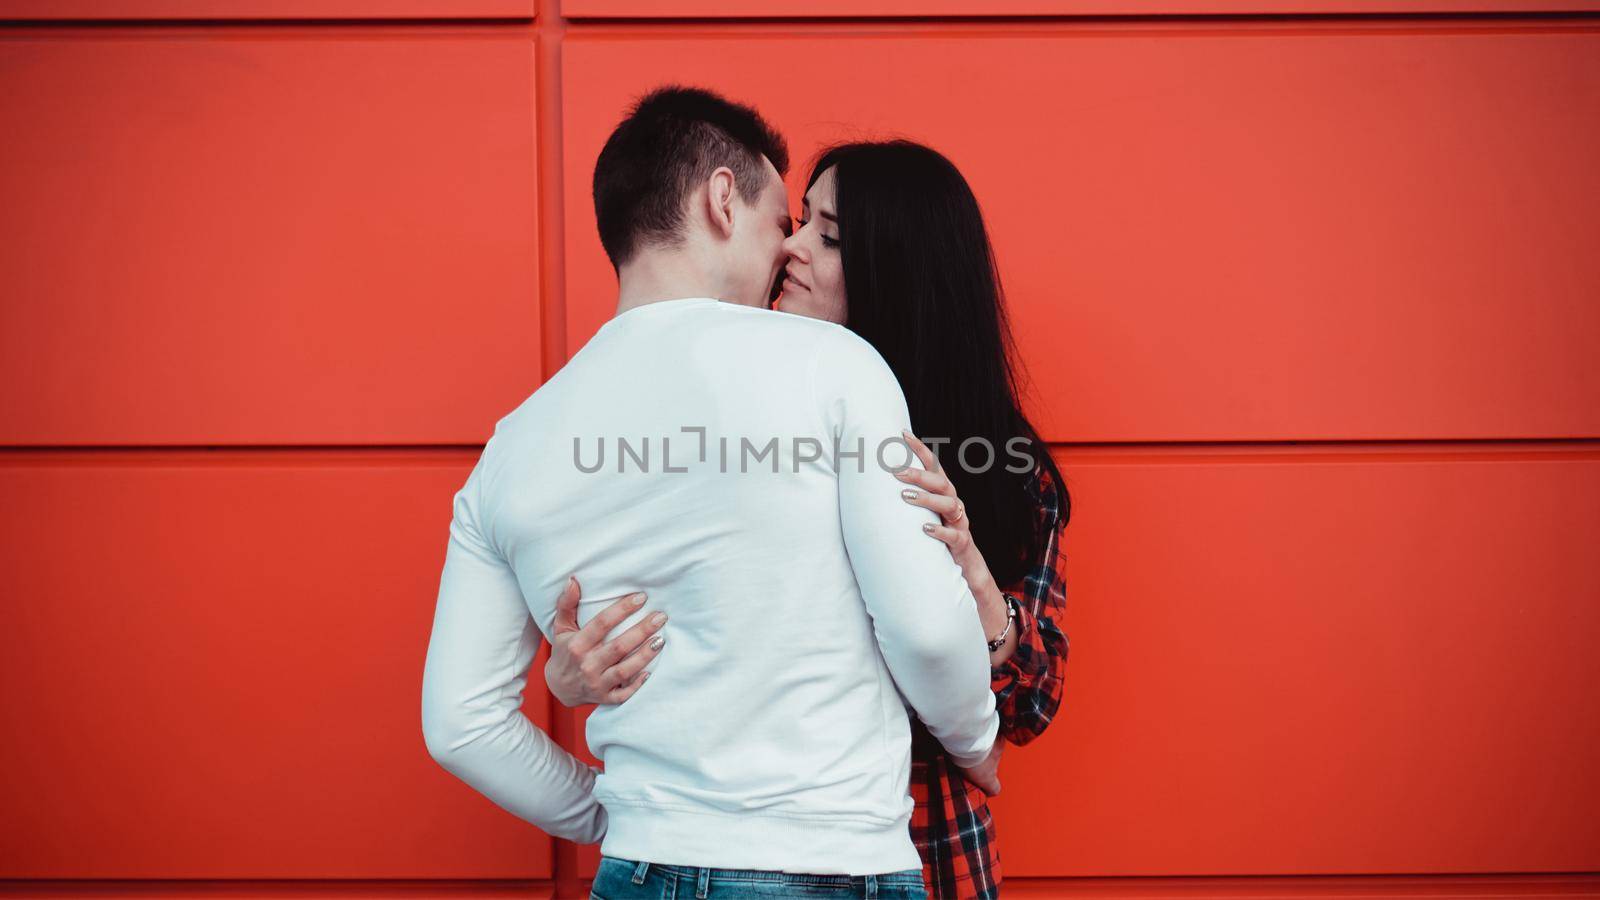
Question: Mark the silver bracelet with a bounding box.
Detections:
[986,593,1019,652]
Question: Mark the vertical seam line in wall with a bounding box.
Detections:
[534,3,578,894]
[537,3,569,387]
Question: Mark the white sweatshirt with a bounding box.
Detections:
[420,296,999,874]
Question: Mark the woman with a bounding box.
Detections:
[555,140,1071,900]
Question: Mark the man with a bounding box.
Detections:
[420,85,999,885]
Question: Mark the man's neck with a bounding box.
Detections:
[614,251,751,317]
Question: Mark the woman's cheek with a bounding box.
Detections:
[825,268,848,323]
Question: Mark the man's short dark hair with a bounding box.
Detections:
[592,85,789,271]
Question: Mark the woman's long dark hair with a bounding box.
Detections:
[806,140,1070,585]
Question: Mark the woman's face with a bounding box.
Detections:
[776,165,847,324]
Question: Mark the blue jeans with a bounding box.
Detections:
[589,855,928,899]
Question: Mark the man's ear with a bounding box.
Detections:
[704,166,737,239]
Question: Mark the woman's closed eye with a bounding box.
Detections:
[794,217,840,249]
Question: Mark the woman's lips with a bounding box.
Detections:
[784,273,808,290]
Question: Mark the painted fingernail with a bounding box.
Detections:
[650,612,667,626]
[630,593,647,606]
[649,635,665,650]
[922,523,935,534]
[901,489,919,501]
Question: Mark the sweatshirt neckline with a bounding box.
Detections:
[602,296,725,329]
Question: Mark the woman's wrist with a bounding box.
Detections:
[949,545,1015,663]
[973,575,1009,634]
[985,597,1020,667]
[972,575,1021,666]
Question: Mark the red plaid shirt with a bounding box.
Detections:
[907,461,1070,899]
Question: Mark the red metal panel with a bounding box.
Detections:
[988,446,1600,874]
[565,0,1600,14]
[0,452,555,878]
[0,29,541,445]
[0,1,535,18]
[561,29,1600,441]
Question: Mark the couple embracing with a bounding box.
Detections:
[422,85,1071,900]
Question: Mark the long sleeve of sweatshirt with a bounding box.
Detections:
[419,444,609,844]
[809,333,1001,768]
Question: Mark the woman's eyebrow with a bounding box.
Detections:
[800,196,836,223]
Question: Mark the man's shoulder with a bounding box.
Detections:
[716,303,850,342]
[704,305,889,371]
[796,320,897,387]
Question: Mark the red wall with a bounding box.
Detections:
[2,1,1597,897]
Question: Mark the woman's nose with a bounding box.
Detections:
[782,233,806,262]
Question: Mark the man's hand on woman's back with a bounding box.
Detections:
[956,736,1004,797]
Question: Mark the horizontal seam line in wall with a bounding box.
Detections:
[1,438,1598,454]
[0,17,534,28]
[4,11,1600,29]
[0,444,491,453]
[1053,440,1600,464]
[1060,437,1600,449]
[563,10,1600,25]
[0,872,1595,888]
